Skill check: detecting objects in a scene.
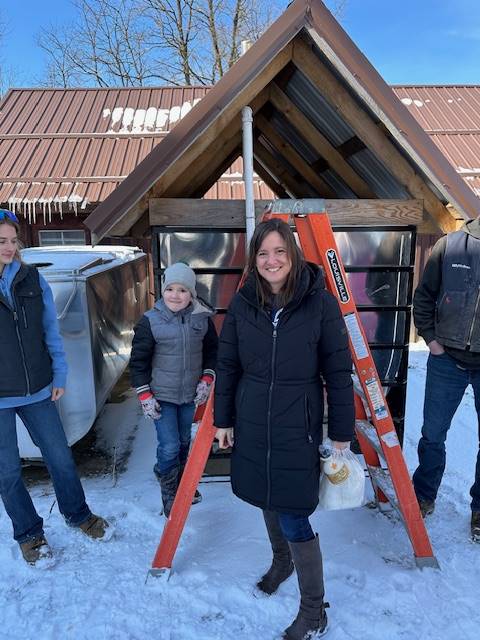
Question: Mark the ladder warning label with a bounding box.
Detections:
[381,431,400,448]
[325,249,350,303]
[365,377,389,420]
[344,313,369,360]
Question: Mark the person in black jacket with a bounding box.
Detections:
[214,219,354,640]
[412,217,480,541]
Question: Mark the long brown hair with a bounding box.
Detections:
[0,217,22,263]
[247,218,305,307]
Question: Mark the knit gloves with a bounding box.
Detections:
[137,389,161,420]
[136,372,214,416]
[194,372,215,406]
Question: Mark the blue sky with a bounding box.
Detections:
[1,0,480,87]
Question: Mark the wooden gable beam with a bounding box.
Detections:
[168,131,242,198]
[292,37,456,232]
[149,198,424,228]
[255,113,336,197]
[109,195,149,237]
[254,139,306,197]
[269,83,375,198]
[253,159,289,198]
[163,88,271,199]
[192,141,242,198]
[149,45,293,200]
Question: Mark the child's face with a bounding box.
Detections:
[163,283,192,312]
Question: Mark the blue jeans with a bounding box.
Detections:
[0,397,91,543]
[278,513,315,543]
[413,352,480,512]
[153,401,195,475]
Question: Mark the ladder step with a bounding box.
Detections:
[367,466,400,513]
[355,419,383,456]
[356,419,401,455]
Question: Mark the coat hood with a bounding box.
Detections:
[462,217,480,239]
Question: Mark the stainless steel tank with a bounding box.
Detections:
[17,246,149,460]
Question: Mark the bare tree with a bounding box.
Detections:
[144,0,284,85]
[0,10,16,98]
[39,0,157,87]
[38,0,348,88]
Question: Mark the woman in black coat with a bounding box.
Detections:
[214,219,354,640]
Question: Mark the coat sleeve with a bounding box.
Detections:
[318,292,355,442]
[202,317,219,375]
[129,315,155,391]
[39,273,68,389]
[413,236,446,345]
[213,304,242,428]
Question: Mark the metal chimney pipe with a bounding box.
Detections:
[242,106,255,249]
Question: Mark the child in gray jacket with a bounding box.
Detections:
[130,262,218,516]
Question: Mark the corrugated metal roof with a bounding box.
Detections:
[2,76,480,221]
[393,86,480,199]
[0,87,209,135]
[0,86,273,218]
[392,86,480,132]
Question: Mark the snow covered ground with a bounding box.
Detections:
[1,344,479,640]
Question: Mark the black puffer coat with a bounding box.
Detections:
[214,264,354,516]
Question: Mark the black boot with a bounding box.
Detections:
[158,466,179,517]
[257,510,294,595]
[178,463,202,505]
[283,535,329,640]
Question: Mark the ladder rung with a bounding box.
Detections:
[367,466,400,514]
[356,419,401,454]
[355,419,382,456]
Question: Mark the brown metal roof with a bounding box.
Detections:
[393,86,480,198]
[392,86,480,132]
[0,87,204,217]
[2,85,479,217]
[0,87,273,218]
[0,86,209,135]
[82,0,479,240]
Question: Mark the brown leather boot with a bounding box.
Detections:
[20,535,53,565]
[78,514,110,539]
[257,510,294,595]
[283,535,329,639]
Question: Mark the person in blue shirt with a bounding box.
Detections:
[0,210,110,565]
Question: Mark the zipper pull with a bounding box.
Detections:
[308,434,313,444]
[273,328,277,338]
[13,310,18,321]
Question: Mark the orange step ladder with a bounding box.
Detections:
[149,209,438,577]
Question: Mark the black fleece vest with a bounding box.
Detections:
[435,231,480,352]
[0,264,53,397]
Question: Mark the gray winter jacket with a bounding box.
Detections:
[413,217,480,367]
[130,298,218,404]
